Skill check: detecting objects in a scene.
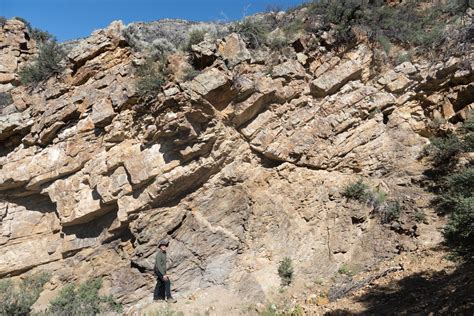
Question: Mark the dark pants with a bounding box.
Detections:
[153,273,172,300]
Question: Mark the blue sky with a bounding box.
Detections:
[0,0,307,42]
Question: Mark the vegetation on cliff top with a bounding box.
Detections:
[126,0,471,97]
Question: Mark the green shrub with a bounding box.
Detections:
[0,272,50,316]
[135,57,167,96]
[414,211,427,223]
[0,16,6,28]
[396,50,414,65]
[304,0,462,48]
[231,17,271,48]
[150,38,176,59]
[377,34,392,53]
[380,201,401,224]
[342,180,401,223]
[19,39,65,85]
[46,278,122,315]
[337,265,355,277]
[443,196,474,257]
[445,168,474,197]
[425,115,474,259]
[438,167,474,210]
[342,179,372,203]
[259,304,282,316]
[429,135,464,165]
[277,257,294,286]
[462,114,474,132]
[185,29,206,51]
[282,18,304,36]
[372,190,387,210]
[0,92,13,109]
[425,115,474,170]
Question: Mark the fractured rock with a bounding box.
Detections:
[310,60,363,97]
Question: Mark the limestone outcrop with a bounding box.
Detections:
[0,10,472,312]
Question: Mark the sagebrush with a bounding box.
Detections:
[135,57,168,96]
[19,39,65,85]
[231,17,271,48]
[185,29,206,51]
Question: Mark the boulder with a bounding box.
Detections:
[91,98,116,127]
[217,33,251,67]
[271,59,306,80]
[182,68,236,110]
[47,173,110,226]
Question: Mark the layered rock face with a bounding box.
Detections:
[0,14,472,308]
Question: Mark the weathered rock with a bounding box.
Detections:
[190,40,217,69]
[47,171,109,226]
[310,60,363,97]
[0,110,31,141]
[217,33,251,67]
[91,98,116,126]
[394,61,417,76]
[0,19,36,92]
[271,59,306,80]
[68,20,125,68]
[0,14,471,312]
[182,68,236,110]
[0,234,63,277]
[379,70,412,93]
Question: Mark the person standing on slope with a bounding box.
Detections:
[153,239,177,303]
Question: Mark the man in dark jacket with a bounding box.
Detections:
[153,239,177,303]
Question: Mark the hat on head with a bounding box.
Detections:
[158,239,169,247]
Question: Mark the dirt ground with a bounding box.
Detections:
[308,247,474,315]
[126,246,473,315]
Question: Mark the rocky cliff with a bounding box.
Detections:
[0,4,473,314]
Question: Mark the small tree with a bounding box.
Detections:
[278,257,294,286]
[31,28,53,43]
